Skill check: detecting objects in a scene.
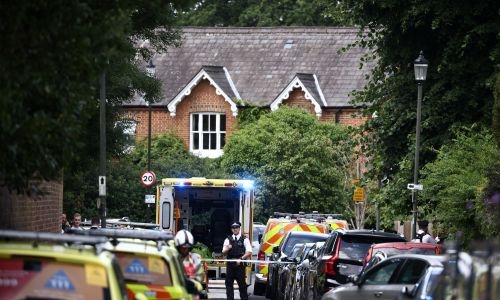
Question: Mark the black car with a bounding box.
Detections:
[289,241,325,300]
[266,231,329,300]
[304,229,406,299]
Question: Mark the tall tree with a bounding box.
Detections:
[221,107,355,218]
[175,0,352,26]
[0,1,190,193]
[344,0,499,220]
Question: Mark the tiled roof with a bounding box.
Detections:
[125,27,374,108]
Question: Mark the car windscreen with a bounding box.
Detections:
[114,252,172,286]
[253,226,265,242]
[283,235,327,256]
[339,235,404,261]
[0,257,111,300]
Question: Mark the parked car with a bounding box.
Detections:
[286,241,325,300]
[0,230,129,300]
[267,231,329,300]
[278,242,313,300]
[362,241,442,271]
[305,229,406,299]
[253,213,329,296]
[320,254,446,300]
[252,223,266,270]
[293,241,326,300]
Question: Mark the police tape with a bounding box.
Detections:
[200,258,294,264]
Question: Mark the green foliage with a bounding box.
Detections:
[221,107,354,218]
[175,0,353,26]
[0,0,191,193]
[101,134,224,221]
[347,0,499,228]
[420,125,500,245]
[192,242,211,259]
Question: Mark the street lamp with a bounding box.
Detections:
[145,59,155,223]
[412,51,428,239]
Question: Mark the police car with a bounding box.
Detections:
[0,230,129,300]
[69,228,200,300]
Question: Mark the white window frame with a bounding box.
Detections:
[190,113,226,158]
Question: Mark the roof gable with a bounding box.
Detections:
[168,65,240,116]
[270,73,326,117]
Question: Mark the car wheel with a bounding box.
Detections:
[253,281,265,296]
[265,278,271,299]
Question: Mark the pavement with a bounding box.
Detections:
[208,275,266,300]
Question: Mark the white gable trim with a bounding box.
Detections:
[270,76,323,117]
[167,69,239,117]
[314,74,327,107]
[224,67,241,99]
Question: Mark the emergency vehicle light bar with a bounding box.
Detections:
[161,178,254,190]
[0,230,108,246]
[100,220,160,229]
[68,228,173,241]
[273,212,344,219]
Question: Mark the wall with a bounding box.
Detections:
[126,86,370,147]
[0,180,63,232]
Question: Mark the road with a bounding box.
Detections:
[208,272,266,300]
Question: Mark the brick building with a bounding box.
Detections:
[121,27,374,159]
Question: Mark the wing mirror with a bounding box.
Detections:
[307,251,315,261]
[347,274,359,284]
[401,283,418,297]
[272,245,280,254]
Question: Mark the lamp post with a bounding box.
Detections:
[145,59,155,222]
[412,51,429,239]
[99,71,107,229]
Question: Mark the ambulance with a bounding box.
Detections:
[156,177,255,285]
[253,212,344,296]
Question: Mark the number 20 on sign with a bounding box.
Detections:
[140,171,156,187]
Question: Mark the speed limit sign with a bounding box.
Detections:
[140,171,156,187]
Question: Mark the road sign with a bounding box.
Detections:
[353,187,365,202]
[140,171,156,187]
[144,194,155,204]
[407,183,423,190]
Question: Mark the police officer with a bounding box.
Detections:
[222,221,252,300]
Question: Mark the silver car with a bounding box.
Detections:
[321,254,446,300]
[252,224,266,270]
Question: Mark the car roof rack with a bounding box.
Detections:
[81,220,160,229]
[0,229,108,251]
[67,228,174,249]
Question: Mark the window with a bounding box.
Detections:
[191,113,226,158]
[364,258,403,285]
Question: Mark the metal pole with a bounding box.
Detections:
[99,71,107,229]
[148,103,152,172]
[412,82,423,239]
[146,102,152,222]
